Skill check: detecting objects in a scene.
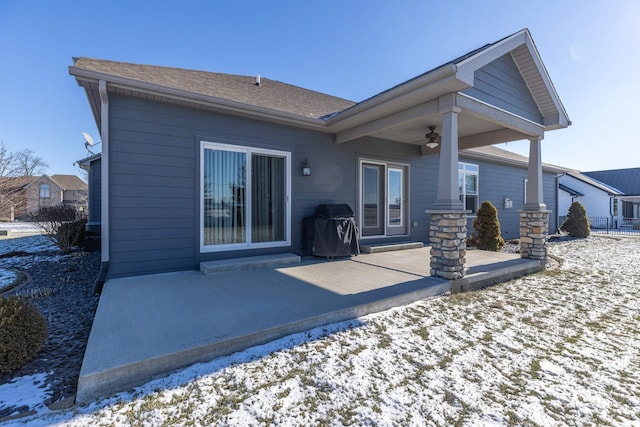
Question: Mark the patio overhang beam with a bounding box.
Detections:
[333,100,439,144]
[456,93,544,138]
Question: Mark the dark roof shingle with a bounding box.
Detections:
[72,58,356,119]
[583,168,640,196]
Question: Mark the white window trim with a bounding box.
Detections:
[358,158,411,239]
[200,140,291,253]
[387,167,404,229]
[459,161,479,214]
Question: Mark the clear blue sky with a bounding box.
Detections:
[1,1,638,178]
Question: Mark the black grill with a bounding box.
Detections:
[303,204,360,258]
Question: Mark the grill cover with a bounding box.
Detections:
[304,204,359,258]
[316,203,354,219]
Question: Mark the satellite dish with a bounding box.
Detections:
[83,132,94,146]
[83,132,96,155]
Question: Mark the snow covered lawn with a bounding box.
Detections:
[6,236,640,426]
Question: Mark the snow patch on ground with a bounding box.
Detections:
[0,373,51,417]
[4,236,640,426]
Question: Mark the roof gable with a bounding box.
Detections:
[461,53,543,123]
[455,29,570,129]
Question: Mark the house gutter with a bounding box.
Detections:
[96,79,109,292]
[69,67,330,133]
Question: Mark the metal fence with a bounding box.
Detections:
[558,216,640,237]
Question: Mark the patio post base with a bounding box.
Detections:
[519,210,550,260]
[426,210,468,280]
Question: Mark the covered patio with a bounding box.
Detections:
[326,29,570,278]
[76,246,543,404]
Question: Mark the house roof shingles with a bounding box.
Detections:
[71,58,356,119]
[50,174,87,191]
[583,168,640,196]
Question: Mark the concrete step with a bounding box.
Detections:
[200,253,301,274]
[360,241,424,254]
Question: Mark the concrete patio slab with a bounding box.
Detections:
[76,247,542,404]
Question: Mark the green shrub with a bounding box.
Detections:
[560,201,590,238]
[469,201,505,251]
[0,296,48,374]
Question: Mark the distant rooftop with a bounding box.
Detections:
[583,168,640,196]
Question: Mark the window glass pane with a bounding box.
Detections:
[252,154,285,243]
[466,195,478,214]
[465,164,479,172]
[203,149,246,245]
[363,166,379,227]
[39,184,50,198]
[458,172,463,194]
[388,169,402,226]
[465,174,477,195]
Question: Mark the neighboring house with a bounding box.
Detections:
[583,168,640,227]
[69,28,570,279]
[0,174,88,220]
[24,174,88,216]
[558,171,623,228]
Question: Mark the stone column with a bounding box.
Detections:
[520,136,549,260]
[520,210,549,260]
[427,210,467,279]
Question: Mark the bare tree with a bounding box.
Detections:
[0,144,49,221]
[0,143,16,178]
[13,149,48,177]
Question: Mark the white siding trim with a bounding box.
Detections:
[99,80,109,263]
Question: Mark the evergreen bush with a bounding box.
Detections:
[560,201,590,238]
[469,201,505,251]
[0,296,48,374]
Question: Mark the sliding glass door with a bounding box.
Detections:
[202,142,290,251]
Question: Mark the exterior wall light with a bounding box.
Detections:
[302,158,311,176]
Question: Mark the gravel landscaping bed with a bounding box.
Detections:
[0,236,100,419]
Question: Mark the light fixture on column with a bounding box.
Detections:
[416,125,440,148]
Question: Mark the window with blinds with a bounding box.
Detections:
[201,141,290,252]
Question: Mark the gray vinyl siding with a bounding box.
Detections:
[88,158,101,224]
[106,95,558,278]
[462,53,543,123]
[458,155,558,240]
[107,95,356,278]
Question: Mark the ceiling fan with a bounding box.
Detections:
[417,125,440,149]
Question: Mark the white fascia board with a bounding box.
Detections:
[325,64,460,129]
[456,30,529,75]
[69,67,330,132]
[518,35,571,128]
[566,171,623,195]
